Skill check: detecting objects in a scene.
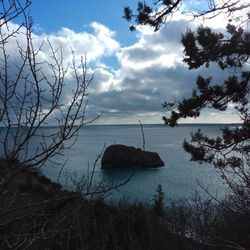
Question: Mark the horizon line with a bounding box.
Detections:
[0,122,243,128]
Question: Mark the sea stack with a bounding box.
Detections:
[101,144,164,169]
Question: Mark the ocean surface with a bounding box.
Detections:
[40,124,233,204]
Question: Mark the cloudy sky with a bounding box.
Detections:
[4,0,248,124]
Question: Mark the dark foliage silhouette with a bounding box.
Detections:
[124,0,250,31]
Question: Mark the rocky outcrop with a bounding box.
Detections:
[101,144,164,169]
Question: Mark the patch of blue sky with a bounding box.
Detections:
[31,0,138,46]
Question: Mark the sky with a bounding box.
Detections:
[3,0,249,124]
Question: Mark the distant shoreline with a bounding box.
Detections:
[88,123,242,126]
[0,123,243,129]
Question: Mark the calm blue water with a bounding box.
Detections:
[40,124,231,203]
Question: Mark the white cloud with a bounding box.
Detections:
[91,22,120,55]
[44,22,120,63]
[116,19,188,70]
[91,67,121,93]
[183,0,250,29]
[1,13,243,125]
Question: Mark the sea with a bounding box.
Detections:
[40,124,234,204]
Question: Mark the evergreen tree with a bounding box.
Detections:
[124,1,250,210]
[124,0,250,31]
[163,23,250,211]
[153,184,165,216]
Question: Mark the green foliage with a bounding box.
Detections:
[1,160,249,249]
[181,25,250,69]
[153,184,165,216]
[163,24,249,186]
[123,1,249,31]
[163,25,249,125]
[125,3,249,248]
[162,23,250,215]
[123,0,181,31]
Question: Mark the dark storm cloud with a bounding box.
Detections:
[87,60,232,124]
[119,47,161,63]
[2,18,237,125]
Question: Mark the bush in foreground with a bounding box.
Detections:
[1,161,249,250]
